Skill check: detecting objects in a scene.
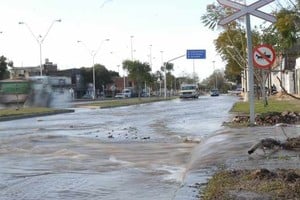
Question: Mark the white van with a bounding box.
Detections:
[179,84,199,98]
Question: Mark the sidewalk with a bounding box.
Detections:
[195,125,300,199]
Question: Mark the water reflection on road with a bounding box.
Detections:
[2,95,298,199]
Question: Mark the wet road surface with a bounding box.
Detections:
[1,95,299,199]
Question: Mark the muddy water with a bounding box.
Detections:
[0,95,260,200]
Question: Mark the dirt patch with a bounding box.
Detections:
[285,136,300,150]
[199,136,300,200]
[225,111,300,126]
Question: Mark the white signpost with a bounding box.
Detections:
[218,0,276,25]
[217,0,276,125]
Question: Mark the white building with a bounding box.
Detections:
[269,44,299,95]
[296,57,300,95]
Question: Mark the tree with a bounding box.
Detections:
[201,3,250,83]
[201,1,297,85]
[275,5,300,49]
[94,64,115,89]
[0,56,12,80]
[80,64,114,92]
[200,3,236,31]
[258,1,300,100]
[161,62,174,72]
[259,1,300,54]
[160,62,175,92]
[166,72,175,90]
[122,60,152,97]
[201,0,300,103]
[177,73,197,85]
[201,69,231,93]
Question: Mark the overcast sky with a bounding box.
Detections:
[0,0,277,80]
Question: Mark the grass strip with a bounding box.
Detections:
[230,99,300,114]
[0,107,56,117]
[0,107,74,121]
[201,169,300,200]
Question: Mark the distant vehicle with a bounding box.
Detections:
[179,84,199,98]
[141,92,150,97]
[115,88,135,98]
[227,88,242,95]
[115,93,126,98]
[122,88,132,98]
[82,93,93,99]
[210,89,220,97]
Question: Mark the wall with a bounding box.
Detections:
[296,57,300,95]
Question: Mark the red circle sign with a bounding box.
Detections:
[253,44,276,69]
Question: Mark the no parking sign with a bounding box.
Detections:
[253,44,276,69]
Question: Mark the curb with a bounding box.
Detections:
[0,109,75,122]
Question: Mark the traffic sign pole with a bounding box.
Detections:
[217,0,276,125]
[245,14,256,125]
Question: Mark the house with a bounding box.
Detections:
[9,59,84,99]
[270,44,300,95]
[9,58,57,78]
[106,76,136,97]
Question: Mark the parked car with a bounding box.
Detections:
[122,88,132,98]
[115,93,126,98]
[82,93,94,99]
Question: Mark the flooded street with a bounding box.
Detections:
[1,95,299,200]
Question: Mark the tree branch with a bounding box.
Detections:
[276,76,300,100]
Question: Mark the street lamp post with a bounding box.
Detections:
[77,39,110,100]
[213,61,217,89]
[160,51,167,98]
[164,54,186,99]
[149,45,152,71]
[130,36,134,60]
[19,19,61,76]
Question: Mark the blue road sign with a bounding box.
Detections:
[186,49,206,59]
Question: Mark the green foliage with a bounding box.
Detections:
[201,69,231,93]
[0,107,58,117]
[275,9,300,49]
[122,60,152,96]
[202,171,236,200]
[166,72,176,90]
[122,60,151,82]
[202,0,300,84]
[0,56,11,80]
[200,3,221,30]
[79,64,114,91]
[215,27,261,83]
[166,63,173,71]
[94,64,114,86]
[200,3,239,31]
[231,99,300,114]
[202,169,300,200]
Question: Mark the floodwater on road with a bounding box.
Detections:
[1,95,299,200]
